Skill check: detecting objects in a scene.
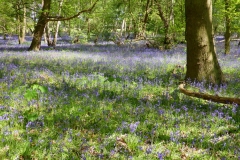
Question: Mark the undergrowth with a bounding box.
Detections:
[0,44,239,159]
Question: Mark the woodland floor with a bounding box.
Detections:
[0,35,239,159]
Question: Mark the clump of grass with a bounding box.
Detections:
[0,43,239,159]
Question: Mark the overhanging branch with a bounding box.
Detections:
[47,0,99,22]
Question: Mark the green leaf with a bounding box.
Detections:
[32,84,48,93]
[23,109,39,122]
[24,112,39,121]
[27,113,39,121]
[32,84,40,90]
[24,90,38,101]
[115,77,122,83]
[106,76,115,82]
[38,86,48,93]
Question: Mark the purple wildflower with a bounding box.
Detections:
[0,114,9,121]
[232,104,238,114]
[26,120,44,129]
[158,109,165,116]
[129,121,140,133]
[182,105,188,112]
[146,146,152,154]
[157,152,164,160]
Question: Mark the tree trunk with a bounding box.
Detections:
[44,22,53,46]
[185,0,224,85]
[68,20,71,36]
[121,19,126,37]
[3,34,7,40]
[154,0,173,49]
[52,21,60,46]
[28,0,51,51]
[28,0,98,51]
[224,0,230,54]
[142,0,151,38]
[18,4,26,44]
[52,0,63,46]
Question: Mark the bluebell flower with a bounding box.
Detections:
[129,121,140,133]
[220,156,227,160]
[158,109,165,116]
[26,120,44,129]
[0,105,5,110]
[146,146,152,154]
[232,104,238,114]
[157,152,164,160]
[0,114,9,121]
[182,105,188,112]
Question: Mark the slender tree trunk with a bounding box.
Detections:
[68,20,71,36]
[185,0,224,85]
[121,19,126,37]
[3,34,7,40]
[52,0,63,46]
[28,0,51,51]
[52,21,60,46]
[18,4,26,44]
[154,0,173,49]
[142,0,151,38]
[45,22,53,46]
[224,0,230,54]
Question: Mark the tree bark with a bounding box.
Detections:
[44,22,53,46]
[185,0,224,85]
[224,0,230,55]
[18,4,26,44]
[28,0,51,51]
[52,0,63,46]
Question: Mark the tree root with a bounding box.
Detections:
[179,83,240,105]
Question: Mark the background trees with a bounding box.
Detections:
[213,0,240,54]
[1,0,239,49]
[1,0,240,85]
[0,0,186,49]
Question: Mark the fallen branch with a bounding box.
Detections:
[179,83,240,105]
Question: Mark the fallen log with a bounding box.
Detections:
[179,83,240,105]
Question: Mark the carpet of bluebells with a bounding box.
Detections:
[0,36,240,159]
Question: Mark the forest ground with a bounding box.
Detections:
[0,35,239,159]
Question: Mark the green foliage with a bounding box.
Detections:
[0,45,239,159]
[24,84,48,101]
[104,73,122,83]
[23,109,39,122]
[213,0,240,34]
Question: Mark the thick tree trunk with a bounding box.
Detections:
[28,0,51,51]
[185,0,224,85]
[224,0,230,54]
